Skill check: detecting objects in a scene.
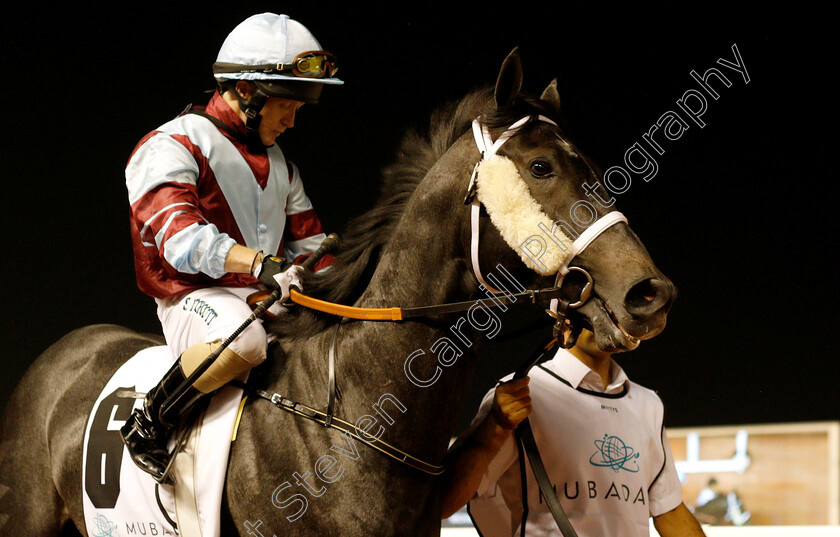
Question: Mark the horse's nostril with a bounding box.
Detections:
[625,278,672,314]
[626,279,655,308]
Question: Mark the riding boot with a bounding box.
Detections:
[120,359,204,481]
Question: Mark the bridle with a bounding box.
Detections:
[465,113,627,347]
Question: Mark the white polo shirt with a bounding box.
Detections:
[467,349,683,537]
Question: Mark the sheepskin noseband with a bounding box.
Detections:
[469,115,628,289]
[475,155,569,275]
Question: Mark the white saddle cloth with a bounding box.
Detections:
[81,346,244,537]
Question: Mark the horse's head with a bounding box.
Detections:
[468,48,676,353]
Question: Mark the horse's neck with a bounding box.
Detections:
[337,169,479,461]
[361,210,471,308]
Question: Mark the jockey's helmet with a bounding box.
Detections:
[213,13,343,132]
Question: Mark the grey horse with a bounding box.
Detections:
[0,49,675,536]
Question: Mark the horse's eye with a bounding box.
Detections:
[529,160,553,178]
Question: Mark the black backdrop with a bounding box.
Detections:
[1,4,836,432]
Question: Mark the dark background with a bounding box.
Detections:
[1,4,835,432]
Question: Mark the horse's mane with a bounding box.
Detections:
[272,85,556,338]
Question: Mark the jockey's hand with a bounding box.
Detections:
[491,377,531,430]
[254,256,304,303]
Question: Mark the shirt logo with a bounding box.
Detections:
[90,514,118,537]
[590,434,640,473]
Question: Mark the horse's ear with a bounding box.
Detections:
[540,78,562,114]
[494,47,523,110]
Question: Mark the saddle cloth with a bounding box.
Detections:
[81,346,244,537]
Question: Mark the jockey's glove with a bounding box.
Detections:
[253,255,304,303]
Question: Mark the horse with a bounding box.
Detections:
[0,49,676,536]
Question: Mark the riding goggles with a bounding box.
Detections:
[213,51,339,79]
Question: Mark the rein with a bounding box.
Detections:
[512,336,580,536]
[287,286,566,321]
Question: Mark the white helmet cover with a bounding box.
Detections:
[214,13,343,86]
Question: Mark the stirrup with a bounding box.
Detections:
[154,414,197,485]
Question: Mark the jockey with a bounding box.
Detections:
[121,13,342,481]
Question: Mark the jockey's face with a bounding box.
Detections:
[227,82,305,146]
[258,96,304,146]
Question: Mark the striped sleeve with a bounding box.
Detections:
[126,133,235,278]
[283,162,334,271]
